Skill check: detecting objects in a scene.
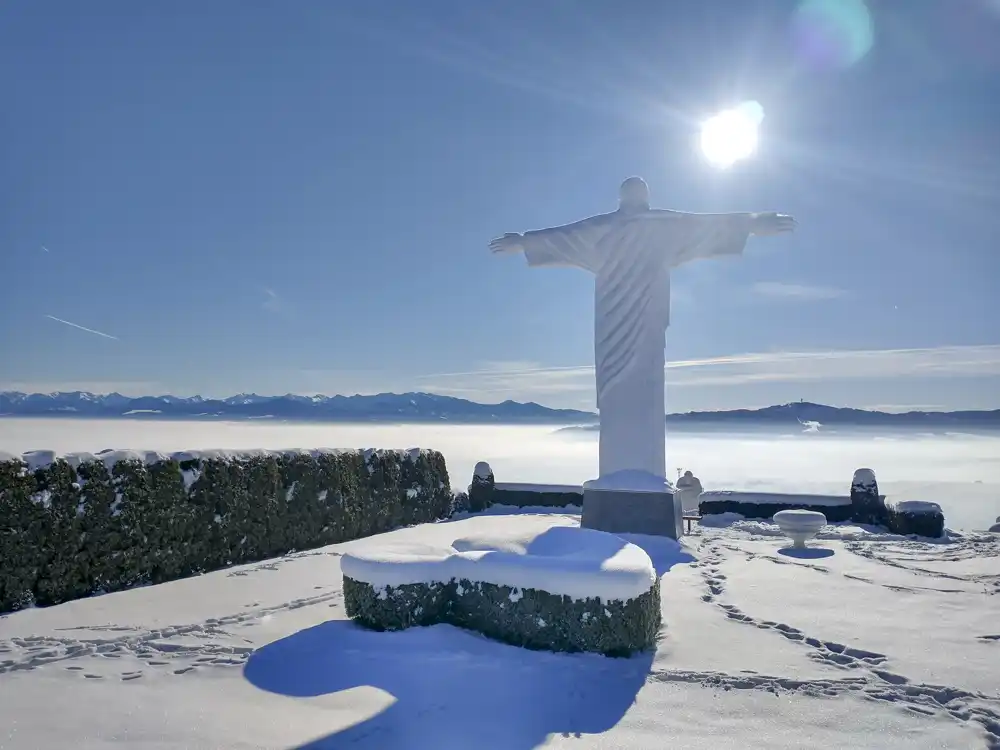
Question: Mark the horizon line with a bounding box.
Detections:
[0,391,997,416]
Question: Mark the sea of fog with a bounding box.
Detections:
[1,418,998,531]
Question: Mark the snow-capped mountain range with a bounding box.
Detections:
[0,392,997,427]
[0,391,596,423]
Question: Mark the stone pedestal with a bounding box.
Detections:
[581,482,682,539]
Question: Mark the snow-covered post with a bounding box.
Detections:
[469,461,495,513]
[850,468,884,525]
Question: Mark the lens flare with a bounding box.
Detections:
[791,0,875,70]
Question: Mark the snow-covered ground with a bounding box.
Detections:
[1,419,998,748]
[1,512,998,749]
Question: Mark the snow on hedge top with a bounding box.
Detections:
[583,469,671,494]
[341,525,656,602]
[7,447,431,472]
[473,461,493,479]
[700,490,851,507]
[892,500,943,515]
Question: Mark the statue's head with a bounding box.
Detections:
[618,176,650,212]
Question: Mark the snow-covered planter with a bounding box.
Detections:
[886,500,945,538]
[0,448,451,613]
[342,526,661,656]
[698,491,853,522]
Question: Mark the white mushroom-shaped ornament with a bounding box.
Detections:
[774,509,827,549]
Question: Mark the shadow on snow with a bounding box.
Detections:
[244,620,653,749]
[620,532,696,577]
[778,547,835,560]
[242,527,695,748]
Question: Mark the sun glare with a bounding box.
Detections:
[699,102,763,169]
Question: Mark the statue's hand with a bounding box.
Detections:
[489,232,525,254]
[750,212,796,236]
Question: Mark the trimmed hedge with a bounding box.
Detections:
[493,486,583,509]
[852,469,945,538]
[697,472,946,539]
[0,449,451,613]
[343,575,660,657]
[467,463,583,512]
[886,503,945,538]
[698,492,854,523]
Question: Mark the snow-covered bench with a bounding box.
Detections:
[341,525,661,655]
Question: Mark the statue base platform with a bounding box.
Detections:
[581,471,681,540]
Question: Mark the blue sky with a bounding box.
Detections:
[2,0,998,412]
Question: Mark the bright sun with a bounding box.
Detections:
[699,103,762,168]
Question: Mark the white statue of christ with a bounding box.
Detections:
[491,176,795,483]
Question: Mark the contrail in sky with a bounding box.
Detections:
[45,315,119,340]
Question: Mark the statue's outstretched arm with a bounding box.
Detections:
[642,209,795,265]
[489,212,617,272]
[644,209,795,236]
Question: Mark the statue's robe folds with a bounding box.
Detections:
[520,209,752,479]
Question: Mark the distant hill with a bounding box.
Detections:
[555,401,998,430]
[0,391,597,424]
[1,393,997,428]
[665,401,1000,428]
